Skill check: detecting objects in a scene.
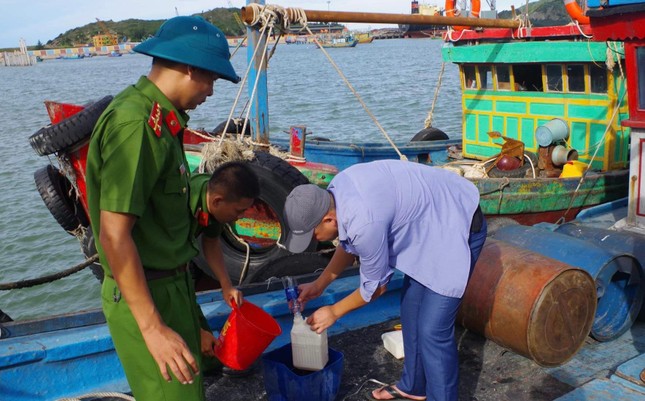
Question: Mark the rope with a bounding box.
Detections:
[224,224,251,286]
[57,392,135,401]
[0,255,99,291]
[555,87,627,224]
[424,62,446,129]
[574,20,593,39]
[304,26,408,161]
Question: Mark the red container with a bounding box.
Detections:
[214,301,282,370]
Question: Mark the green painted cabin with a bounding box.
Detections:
[442,40,630,171]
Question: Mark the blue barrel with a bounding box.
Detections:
[547,222,645,321]
[262,344,343,401]
[493,225,644,341]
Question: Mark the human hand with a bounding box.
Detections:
[200,328,219,358]
[141,323,199,384]
[306,305,338,334]
[297,281,323,308]
[223,287,243,309]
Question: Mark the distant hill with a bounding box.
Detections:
[28,0,575,50]
[43,8,245,49]
[498,0,575,27]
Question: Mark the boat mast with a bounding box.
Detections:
[246,0,270,148]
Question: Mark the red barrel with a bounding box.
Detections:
[458,239,597,367]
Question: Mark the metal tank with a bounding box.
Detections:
[539,222,645,321]
[493,224,644,341]
[458,239,597,367]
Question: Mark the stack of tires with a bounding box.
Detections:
[29,96,113,281]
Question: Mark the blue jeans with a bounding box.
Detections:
[397,219,487,401]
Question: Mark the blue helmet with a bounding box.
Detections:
[134,16,240,83]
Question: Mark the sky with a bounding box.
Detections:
[1,0,521,48]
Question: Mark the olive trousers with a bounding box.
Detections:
[102,272,204,401]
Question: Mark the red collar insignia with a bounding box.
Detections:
[196,208,210,227]
[165,110,182,136]
[147,102,163,137]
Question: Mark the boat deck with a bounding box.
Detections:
[203,319,645,401]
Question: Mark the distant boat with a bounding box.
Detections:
[108,51,122,57]
[317,34,358,48]
[355,32,374,44]
[398,0,446,38]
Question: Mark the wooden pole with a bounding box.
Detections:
[241,7,520,29]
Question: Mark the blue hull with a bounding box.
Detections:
[0,271,403,401]
[270,137,460,171]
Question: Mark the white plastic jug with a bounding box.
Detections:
[290,313,329,371]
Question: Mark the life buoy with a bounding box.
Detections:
[564,0,590,25]
[445,0,481,31]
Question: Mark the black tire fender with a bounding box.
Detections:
[212,118,251,136]
[80,227,104,282]
[411,127,449,142]
[29,95,113,156]
[195,152,314,284]
[34,165,88,234]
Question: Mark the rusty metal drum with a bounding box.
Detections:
[458,239,597,367]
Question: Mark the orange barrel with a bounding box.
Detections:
[458,239,597,367]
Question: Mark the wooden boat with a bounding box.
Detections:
[354,32,374,43]
[3,4,645,401]
[272,24,631,225]
[317,34,358,48]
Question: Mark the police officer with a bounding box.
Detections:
[188,162,259,363]
[86,16,239,401]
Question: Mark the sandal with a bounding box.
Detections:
[365,385,426,401]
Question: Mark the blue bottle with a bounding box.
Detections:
[282,276,302,316]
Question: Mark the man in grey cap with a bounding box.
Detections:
[86,16,238,401]
[283,160,487,401]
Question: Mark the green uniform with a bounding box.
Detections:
[86,76,204,401]
[189,173,224,373]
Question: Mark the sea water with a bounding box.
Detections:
[0,38,462,320]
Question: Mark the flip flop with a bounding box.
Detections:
[364,385,426,401]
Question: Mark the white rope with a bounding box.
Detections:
[574,20,593,39]
[556,87,627,224]
[302,23,407,161]
[224,224,251,286]
[424,62,446,129]
[57,392,135,401]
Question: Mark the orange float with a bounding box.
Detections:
[445,0,481,31]
[564,0,590,25]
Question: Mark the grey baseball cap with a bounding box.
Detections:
[283,184,331,253]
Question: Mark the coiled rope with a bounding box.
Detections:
[243,4,408,161]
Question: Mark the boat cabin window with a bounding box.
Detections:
[496,65,511,91]
[463,65,477,89]
[638,47,645,110]
[567,64,585,93]
[590,64,608,94]
[513,64,542,91]
[479,66,493,90]
[546,64,563,92]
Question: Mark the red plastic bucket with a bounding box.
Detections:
[214,301,282,370]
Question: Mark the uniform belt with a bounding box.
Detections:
[143,263,189,281]
[470,205,484,234]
